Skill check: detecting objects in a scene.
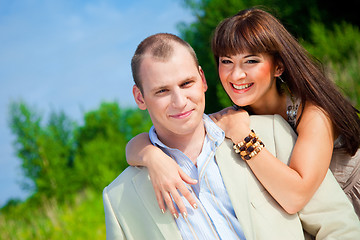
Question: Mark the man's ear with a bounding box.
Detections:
[275,61,285,77]
[199,66,208,92]
[132,85,147,110]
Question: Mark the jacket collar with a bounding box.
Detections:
[215,138,255,240]
[132,169,183,240]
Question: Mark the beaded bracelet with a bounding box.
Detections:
[233,130,265,160]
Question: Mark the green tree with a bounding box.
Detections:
[9,101,152,201]
[303,21,360,108]
[74,102,152,191]
[9,101,76,201]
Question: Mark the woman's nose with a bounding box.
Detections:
[231,67,246,81]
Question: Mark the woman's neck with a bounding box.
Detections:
[248,93,287,119]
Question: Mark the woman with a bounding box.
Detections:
[126,7,360,218]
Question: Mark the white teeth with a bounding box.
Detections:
[232,83,251,90]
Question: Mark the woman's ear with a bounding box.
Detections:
[133,85,147,110]
[275,61,285,77]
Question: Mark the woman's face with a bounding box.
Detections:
[218,52,282,109]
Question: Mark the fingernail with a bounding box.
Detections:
[182,212,187,219]
[161,209,165,214]
[193,203,198,209]
[173,213,179,219]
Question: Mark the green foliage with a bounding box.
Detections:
[5,100,152,238]
[330,55,360,109]
[9,102,42,190]
[0,189,105,240]
[8,101,152,203]
[9,102,76,201]
[303,21,360,108]
[5,101,152,239]
[74,102,152,191]
[304,21,360,63]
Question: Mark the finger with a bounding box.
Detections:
[218,106,233,115]
[177,184,198,210]
[225,107,237,115]
[179,168,197,185]
[170,189,188,218]
[209,113,220,122]
[163,191,179,219]
[155,189,166,214]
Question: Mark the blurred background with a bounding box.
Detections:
[1,0,359,239]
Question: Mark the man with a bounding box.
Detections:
[103,33,360,239]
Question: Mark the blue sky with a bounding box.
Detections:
[0,0,194,207]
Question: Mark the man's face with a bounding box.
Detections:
[133,44,207,141]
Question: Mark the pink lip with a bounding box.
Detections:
[170,110,193,119]
[231,83,253,93]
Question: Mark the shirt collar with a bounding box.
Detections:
[149,114,225,154]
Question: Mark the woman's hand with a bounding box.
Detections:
[210,106,251,143]
[126,133,198,218]
[145,149,198,218]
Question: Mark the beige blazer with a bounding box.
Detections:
[103,115,360,240]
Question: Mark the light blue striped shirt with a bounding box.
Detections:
[149,114,246,240]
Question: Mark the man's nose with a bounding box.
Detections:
[171,90,187,108]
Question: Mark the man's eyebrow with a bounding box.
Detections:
[151,85,168,93]
[181,76,196,82]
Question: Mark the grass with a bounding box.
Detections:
[0,189,106,240]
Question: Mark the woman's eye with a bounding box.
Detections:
[245,59,259,64]
[220,59,232,64]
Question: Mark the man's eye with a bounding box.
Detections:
[156,89,167,94]
[181,80,194,88]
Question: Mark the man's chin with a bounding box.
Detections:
[173,118,203,133]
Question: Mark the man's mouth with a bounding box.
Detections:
[170,110,193,119]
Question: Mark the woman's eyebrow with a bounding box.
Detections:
[244,54,258,58]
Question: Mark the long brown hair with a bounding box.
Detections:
[212,7,360,155]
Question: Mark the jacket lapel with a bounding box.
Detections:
[132,169,183,240]
[215,139,255,240]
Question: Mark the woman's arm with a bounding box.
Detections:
[212,104,335,214]
[125,133,198,217]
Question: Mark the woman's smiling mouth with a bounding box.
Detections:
[232,83,254,90]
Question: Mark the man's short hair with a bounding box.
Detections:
[131,33,199,93]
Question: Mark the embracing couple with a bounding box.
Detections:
[104,7,360,240]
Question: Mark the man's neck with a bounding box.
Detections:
[157,121,206,165]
